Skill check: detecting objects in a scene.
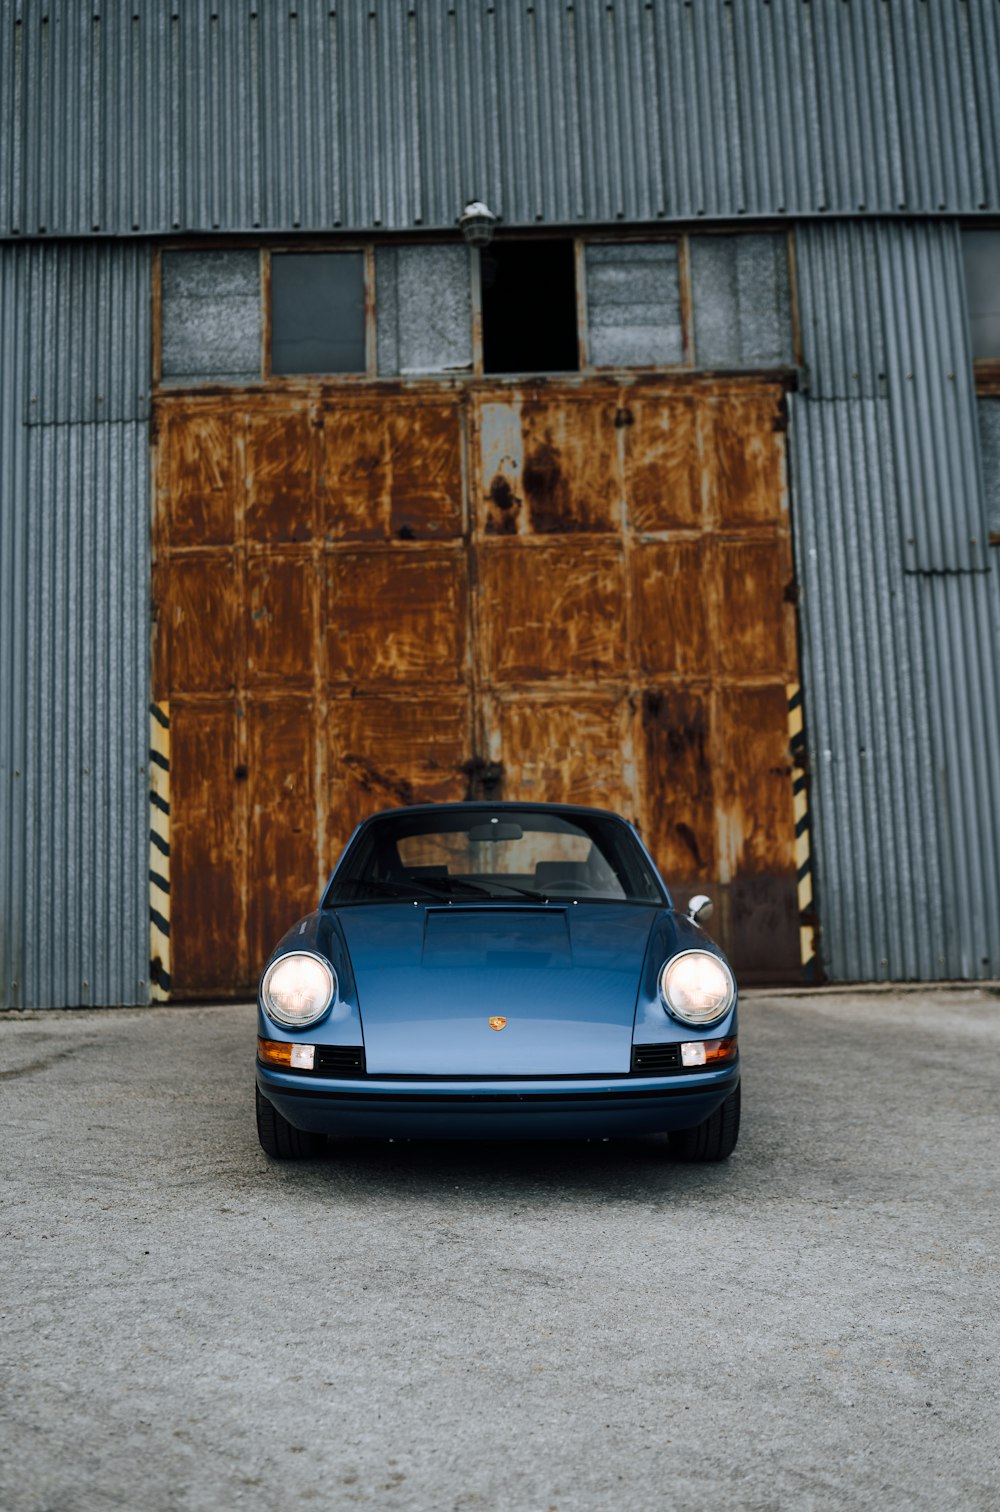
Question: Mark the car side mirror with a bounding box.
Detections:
[687,894,714,924]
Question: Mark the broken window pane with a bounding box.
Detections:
[161,251,261,383]
[481,241,579,374]
[690,234,794,368]
[271,252,366,375]
[376,246,473,376]
[963,231,1000,360]
[585,243,683,367]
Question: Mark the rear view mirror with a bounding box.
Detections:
[467,822,524,842]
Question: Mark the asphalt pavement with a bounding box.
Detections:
[1,987,998,1512]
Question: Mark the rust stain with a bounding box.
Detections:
[522,439,578,533]
[641,689,714,882]
[633,540,709,677]
[480,543,626,684]
[246,409,316,543]
[515,396,620,534]
[624,396,700,532]
[329,693,471,851]
[462,756,504,801]
[326,548,468,686]
[168,706,242,993]
[487,472,521,534]
[491,696,632,814]
[710,393,787,527]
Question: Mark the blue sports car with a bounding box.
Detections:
[255,802,740,1161]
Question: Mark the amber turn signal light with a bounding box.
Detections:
[680,1035,738,1068]
[258,1037,315,1070]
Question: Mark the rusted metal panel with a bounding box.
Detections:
[156,374,803,992]
[327,693,472,858]
[326,548,469,687]
[322,397,464,541]
[169,706,243,994]
[245,408,317,543]
[709,392,788,526]
[479,543,627,685]
[485,694,636,816]
[159,409,236,547]
[639,689,716,882]
[716,687,797,880]
[246,558,314,686]
[248,698,317,970]
[624,396,701,531]
[161,557,240,695]
[480,395,622,537]
[633,541,710,677]
[716,540,795,678]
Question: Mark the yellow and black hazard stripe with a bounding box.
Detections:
[787,683,818,982]
[149,701,171,1000]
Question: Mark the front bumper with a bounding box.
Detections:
[256,1061,740,1140]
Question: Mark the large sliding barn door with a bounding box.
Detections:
[154,393,472,994]
[469,381,801,981]
[154,378,801,995]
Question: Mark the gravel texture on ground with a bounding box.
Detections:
[1,989,998,1512]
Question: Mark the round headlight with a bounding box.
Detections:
[659,949,736,1026]
[261,952,336,1029]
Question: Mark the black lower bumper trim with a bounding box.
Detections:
[265,1071,739,1105]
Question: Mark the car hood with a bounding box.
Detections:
[336,903,659,1075]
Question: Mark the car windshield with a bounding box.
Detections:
[325,807,667,907]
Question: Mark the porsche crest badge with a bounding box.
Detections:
[488,1017,507,1031]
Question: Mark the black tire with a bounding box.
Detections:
[671,1082,741,1162]
[255,1085,326,1160]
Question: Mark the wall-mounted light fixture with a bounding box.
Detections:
[458,201,498,246]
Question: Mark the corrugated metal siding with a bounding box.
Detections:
[796,223,887,399]
[790,224,1000,981]
[0,243,150,1008]
[877,223,989,574]
[799,221,989,571]
[22,242,151,423]
[789,396,952,980]
[0,247,30,1008]
[1,0,999,239]
[916,569,1000,978]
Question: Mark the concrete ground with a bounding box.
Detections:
[0,989,997,1512]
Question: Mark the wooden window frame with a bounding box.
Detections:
[152,228,801,394]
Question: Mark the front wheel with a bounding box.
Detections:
[255,1085,326,1159]
[671,1083,741,1162]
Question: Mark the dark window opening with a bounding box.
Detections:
[481,240,579,374]
[271,251,367,374]
[963,230,1000,362]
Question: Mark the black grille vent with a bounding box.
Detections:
[631,1043,681,1074]
[316,1046,366,1076]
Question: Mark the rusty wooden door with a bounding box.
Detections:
[155,377,801,994]
[469,379,801,981]
[154,391,473,995]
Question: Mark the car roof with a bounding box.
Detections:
[359,800,632,825]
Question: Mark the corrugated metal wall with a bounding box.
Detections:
[792,222,1000,981]
[1,0,999,239]
[0,243,150,1008]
